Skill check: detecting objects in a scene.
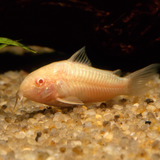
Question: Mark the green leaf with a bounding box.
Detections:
[0,44,7,49]
[0,37,36,53]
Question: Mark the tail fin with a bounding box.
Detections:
[126,64,160,95]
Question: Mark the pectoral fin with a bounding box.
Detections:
[57,96,84,105]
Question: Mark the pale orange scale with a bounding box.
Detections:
[77,83,83,96]
[80,84,89,101]
[78,83,89,101]
[79,69,83,80]
[84,70,89,83]
[92,85,97,97]
[86,86,94,102]
[92,71,100,84]
[96,86,102,98]
[102,74,108,85]
[95,71,101,84]
[106,87,113,99]
[69,68,74,78]
[90,70,96,83]
[82,68,88,83]
[107,76,119,87]
[76,67,84,82]
[74,69,79,79]
[97,86,106,101]
[72,82,83,97]
[85,70,91,83]
[84,85,99,102]
[100,74,106,86]
[67,65,124,102]
[83,85,90,101]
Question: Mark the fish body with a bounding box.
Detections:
[16,47,160,107]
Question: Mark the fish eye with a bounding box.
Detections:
[36,78,45,86]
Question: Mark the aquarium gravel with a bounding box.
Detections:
[0,70,160,160]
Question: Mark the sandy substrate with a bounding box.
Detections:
[0,70,160,160]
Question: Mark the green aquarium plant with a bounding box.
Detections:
[0,37,36,53]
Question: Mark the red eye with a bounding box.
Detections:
[36,78,45,86]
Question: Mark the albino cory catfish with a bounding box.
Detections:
[15,47,160,107]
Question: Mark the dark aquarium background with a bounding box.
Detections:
[0,0,160,73]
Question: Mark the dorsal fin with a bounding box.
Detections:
[68,46,92,66]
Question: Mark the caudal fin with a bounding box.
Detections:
[126,64,160,95]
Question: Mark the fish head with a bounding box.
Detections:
[17,68,56,105]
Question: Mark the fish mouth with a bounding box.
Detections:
[14,90,24,111]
